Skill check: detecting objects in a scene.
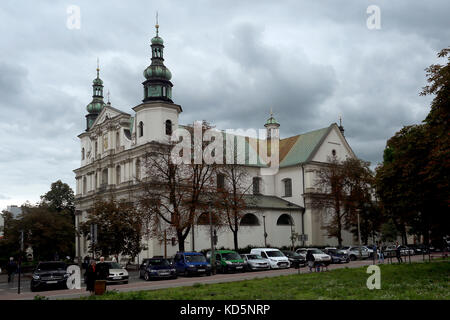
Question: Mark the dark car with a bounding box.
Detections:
[281,250,306,268]
[174,252,212,276]
[324,249,350,263]
[409,244,430,255]
[139,258,177,281]
[30,261,70,292]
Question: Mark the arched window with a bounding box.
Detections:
[165,119,172,135]
[116,165,121,185]
[277,214,294,226]
[332,149,337,157]
[253,177,261,195]
[283,178,292,197]
[102,168,108,186]
[116,131,120,149]
[81,148,85,160]
[197,212,219,225]
[217,173,225,190]
[139,121,144,137]
[95,141,98,155]
[135,158,141,180]
[240,214,260,226]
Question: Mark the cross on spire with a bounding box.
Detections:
[155,12,159,36]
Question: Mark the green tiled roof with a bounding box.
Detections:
[243,194,303,210]
[279,126,331,167]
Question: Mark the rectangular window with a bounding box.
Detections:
[253,177,260,195]
[217,174,225,190]
[284,179,292,197]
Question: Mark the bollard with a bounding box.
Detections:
[94,280,107,295]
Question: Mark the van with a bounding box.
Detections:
[206,250,245,273]
[173,252,212,276]
[250,248,290,269]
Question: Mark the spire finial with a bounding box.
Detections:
[270,107,273,117]
[155,12,159,36]
[96,57,100,78]
[107,90,111,104]
[339,115,342,127]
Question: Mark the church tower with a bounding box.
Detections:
[85,61,105,131]
[133,18,182,144]
[142,18,173,102]
[264,110,280,139]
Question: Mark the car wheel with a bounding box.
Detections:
[144,272,150,281]
[350,255,356,261]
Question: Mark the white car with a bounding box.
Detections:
[250,248,290,269]
[296,248,332,265]
[340,246,369,260]
[102,261,129,284]
[241,254,271,271]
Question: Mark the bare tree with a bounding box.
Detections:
[137,122,217,252]
[215,164,253,251]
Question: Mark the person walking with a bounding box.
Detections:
[85,260,98,294]
[395,241,403,263]
[6,257,17,284]
[378,242,385,264]
[306,250,316,272]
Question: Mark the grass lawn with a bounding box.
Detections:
[78,261,449,300]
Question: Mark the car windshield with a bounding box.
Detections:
[246,254,263,260]
[105,262,121,269]
[37,263,66,271]
[148,259,170,266]
[266,251,284,257]
[222,252,241,260]
[185,255,206,263]
[310,249,324,254]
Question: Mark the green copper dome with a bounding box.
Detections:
[151,36,164,45]
[93,77,103,85]
[266,115,279,125]
[143,65,172,80]
[86,100,104,113]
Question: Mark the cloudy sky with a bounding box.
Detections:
[0,0,449,210]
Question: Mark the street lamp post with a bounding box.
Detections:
[208,201,216,275]
[357,211,362,259]
[263,215,267,247]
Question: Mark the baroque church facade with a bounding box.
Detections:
[74,25,356,261]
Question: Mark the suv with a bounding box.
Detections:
[173,252,212,276]
[206,250,245,273]
[30,261,70,292]
[250,248,290,269]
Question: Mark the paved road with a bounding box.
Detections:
[0,254,434,300]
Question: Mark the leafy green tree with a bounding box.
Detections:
[81,197,145,259]
[41,180,75,221]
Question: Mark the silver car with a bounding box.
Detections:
[242,254,270,271]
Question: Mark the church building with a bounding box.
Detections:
[74,24,357,261]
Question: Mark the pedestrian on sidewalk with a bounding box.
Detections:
[6,257,17,284]
[378,242,385,264]
[85,260,98,294]
[395,241,403,263]
[306,250,315,272]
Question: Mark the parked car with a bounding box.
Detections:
[100,261,129,284]
[281,250,306,268]
[296,248,332,266]
[30,261,70,292]
[362,246,374,257]
[139,258,177,281]
[173,252,211,276]
[241,254,270,271]
[340,246,369,260]
[250,248,290,269]
[398,246,415,256]
[409,244,430,254]
[206,250,246,273]
[323,248,350,263]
